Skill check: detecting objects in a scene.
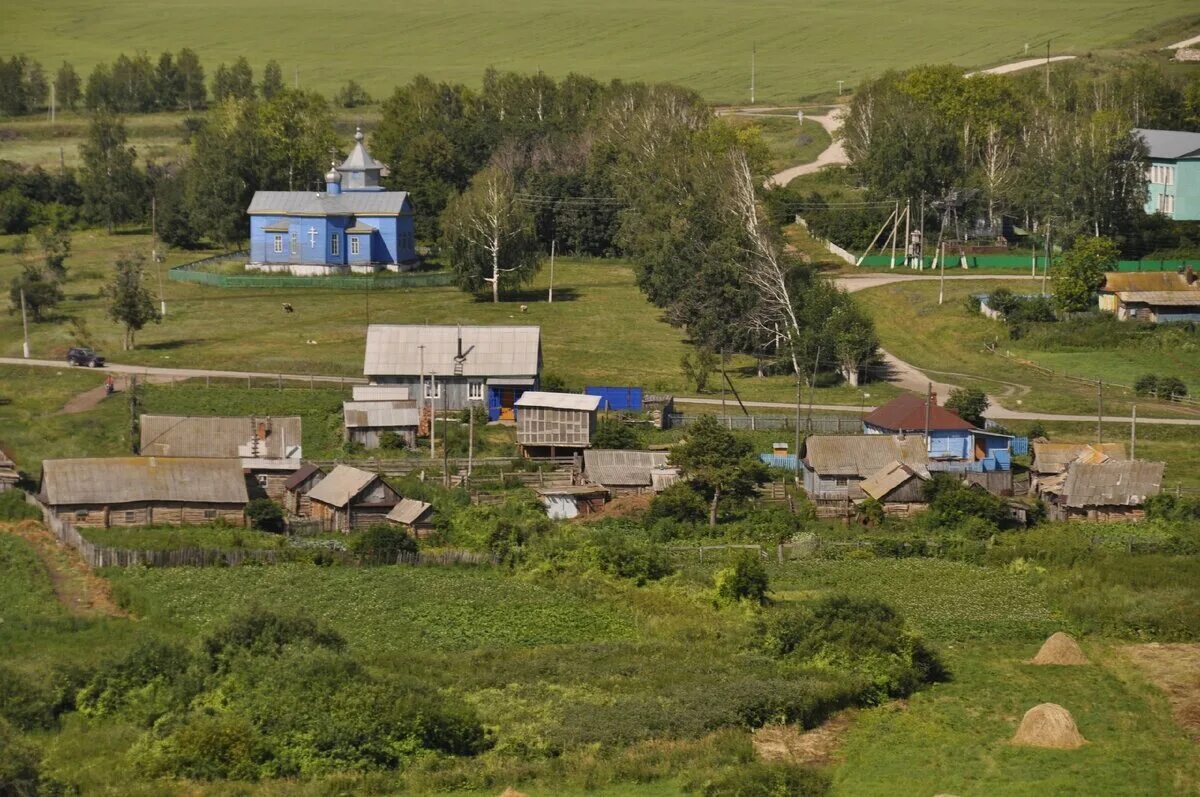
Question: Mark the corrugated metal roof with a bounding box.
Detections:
[1101,271,1194,293]
[363,325,541,377]
[339,133,386,172]
[1116,291,1200,306]
[386,498,432,525]
[1032,442,1125,474]
[515,391,601,411]
[584,449,669,486]
[859,460,929,501]
[1135,128,1200,160]
[804,434,928,477]
[248,191,410,216]
[343,401,420,428]
[862,394,974,432]
[41,457,249,505]
[140,415,302,460]
[306,465,379,508]
[352,385,411,401]
[1061,460,1165,508]
[283,463,322,491]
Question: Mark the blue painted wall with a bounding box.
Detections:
[929,431,972,461]
[1145,157,1200,221]
[249,195,415,266]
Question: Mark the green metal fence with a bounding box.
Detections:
[169,252,455,289]
[854,253,1195,271]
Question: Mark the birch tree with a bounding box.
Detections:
[440,166,539,302]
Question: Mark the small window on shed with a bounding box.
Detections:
[255,474,269,488]
[74,509,88,520]
[124,510,138,523]
[203,509,218,520]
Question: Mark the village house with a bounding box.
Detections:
[582,449,677,494]
[0,448,18,493]
[38,457,248,528]
[247,128,418,274]
[283,463,325,517]
[1030,441,1126,496]
[1096,269,1200,324]
[1043,459,1165,523]
[343,401,420,449]
[139,414,302,501]
[862,394,1015,492]
[1136,128,1200,220]
[305,464,399,532]
[363,324,541,421]
[385,498,436,538]
[801,434,929,517]
[515,391,602,457]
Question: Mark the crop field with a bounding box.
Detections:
[3,2,1197,103]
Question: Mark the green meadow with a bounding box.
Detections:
[1,2,1197,103]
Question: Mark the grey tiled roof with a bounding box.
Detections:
[386,498,432,525]
[364,324,541,377]
[248,191,411,216]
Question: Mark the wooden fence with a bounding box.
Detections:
[668,413,862,433]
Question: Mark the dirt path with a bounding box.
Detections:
[1167,33,1200,49]
[765,107,847,188]
[3,521,126,617]
[965,55,1076,77]
[59,383,115,414]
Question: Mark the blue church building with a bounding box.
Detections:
[247,128,418,275]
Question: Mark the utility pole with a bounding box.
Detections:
[924,381,932,439]
[918,193,926,270]
[721,348,727,422]
[793,374,802,486]
[806,346,821,424]
[467,402,475,483]
[19,288,30,359]
[442,385,450,488]
[1130,404,1137,459]
[152,195,165,317]
[1042,219,1051,296]
[1097,381,1103,444]
[1045,38,1051,95]
[903,199,911,268]
[750,44,756,104]
[837,79,844,96]
[418,344,426,444]
[938,237,947,305]
[429,372,437,458]
[128,375,139,454]
[548,239,555,303]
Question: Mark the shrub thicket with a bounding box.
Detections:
[714,552,770,605]
[351,524,418,563]
[244,498,284,532]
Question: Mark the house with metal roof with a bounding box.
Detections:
[515,391,602,457]
[862,393,1015,475]
[305,464,399,532]
[1045,459,1165,523]
[1136,128,1200,220]
[801,434,929,501]
[1097,269,1200,323]
[364,324,542,421]
[38,457,249,528]
[247,127,417,274]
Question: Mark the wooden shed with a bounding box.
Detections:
[515,391,602,457]
[385,498,436,538]
[37,457,248,528]
[1045,460,1165,523]
[0,448,17,493]
[536,485,610,519]
[343,401,420,449]
[858,460,930,517]
[283,463,325,517]
[306,464,399,532]
[583,449,673,494]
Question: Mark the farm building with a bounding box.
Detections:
[283,463,325,517]
[1044,459,1165,523]
[1136,128,1200,220]
[801,434,928,505]
[858,460,931,516]
[139,414,303,501]
[0,448,17,493]
[862,394,1015,492]
[385,498,436,538]
[305,464,399,532]
[1097,269,1200,323]
[363,324,541,421]
[583,449,676,494]
[37,457,248,528]
[1031,441,1126,495]
[515,391,602,457]
[536,485,610,520]
[247,128,418,274]
[343,401,420,449]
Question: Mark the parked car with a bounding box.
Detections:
[66,347,105,367]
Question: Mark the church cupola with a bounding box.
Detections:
[324,161,342,195]
[335,126,386,192]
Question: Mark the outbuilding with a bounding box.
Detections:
[385,498,437,538]
[343,401,420,449]
[1045,459,1165,523]
[0,448,17,493]
[283,463,325,517]
[38,457,249,528]
[1097,269,1200,324]
[536,485,610,520]
[305,464,399,532]
[582,449,674,494]
[515,391,602,457]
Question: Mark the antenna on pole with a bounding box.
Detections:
[750,44,756,104]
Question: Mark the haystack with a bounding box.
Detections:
[1032,632,1090,666]
[1011,703,1086,749]
[498,789,528,797]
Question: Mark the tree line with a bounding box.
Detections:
[0,52,376,116]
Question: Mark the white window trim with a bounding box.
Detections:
[273,235,283,253]
[350,237,361,256]
[424,381,442,399]
[468,381,484,400]
[330,234,340,256]
[289,233,298,255]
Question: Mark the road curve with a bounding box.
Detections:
[765,107,848,188]
[0,357,366,385]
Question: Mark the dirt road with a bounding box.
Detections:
[765,107,847,188]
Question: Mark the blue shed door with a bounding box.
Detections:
[487,387,501,422]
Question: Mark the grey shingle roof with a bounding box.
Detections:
[515,391,601,411]
[584,449,669,486]
[40,457,249,505]
[1135,128,1200,160]
[1061,460,1165,508]
[306,465,379,509]
[248,191,411,216]
[803,435,928,477]
[140,415,302,460]
[363,325,541,378]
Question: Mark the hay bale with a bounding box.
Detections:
[498,789,528,797]
[1032,632,1090,666]
[1011,703,1086,749]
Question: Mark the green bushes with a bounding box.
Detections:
[693,761,830,797]
[592,417,641,449]
[1145,493,1200,522]
[0,490,39,521]
[350,524,418,564]
[244,498,284,532]
[76,638,194,723]
[448,494,553,564]
[647,481,709,525]
[581,522,674,585]
[1134,373,1188,400]
[714,552,769,605]
[918,474,1010,534]
[0,717,42,796]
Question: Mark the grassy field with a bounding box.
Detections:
[722,113,832,175]
[853,278,1200,418]
[1,3,1196,103]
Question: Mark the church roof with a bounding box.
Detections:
[338,127,386,173]
[248,191,411,216]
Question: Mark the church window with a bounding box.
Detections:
[289,233,298,255]
[308,227,319,248]
[330,234,340,256]
[350,237,361,256]
[273,235,283,253]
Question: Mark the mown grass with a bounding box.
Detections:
[721,113,832,175]
[853,278,1200,417]
[2,1,1195,102]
